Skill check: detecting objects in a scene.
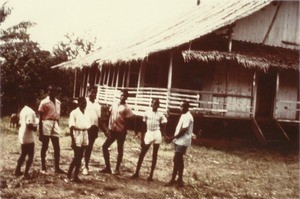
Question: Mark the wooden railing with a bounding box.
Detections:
[97,85,254,117]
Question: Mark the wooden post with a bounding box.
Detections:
[137,60,145,88]
[112,67,116,87]
[252,71,257,117]
[106,67,111,86]
[273,71,280,119]
[81,68,86,97]
[73,69,77,99]
[115,65,120,88]
[126,65,131,87]
[122,66,126,87]
[167,52,173,112]
[85,68,90,97]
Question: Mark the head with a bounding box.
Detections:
[48,85,57,99]
[78,97,87,110]
[180,100,189,114]
[120,90,129,104]
[88,86,98,101]
[151,98,160,111]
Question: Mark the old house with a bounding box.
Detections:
[53,0,299,145]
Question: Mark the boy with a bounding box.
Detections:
[67,97,91,183]
[15,97,38,178]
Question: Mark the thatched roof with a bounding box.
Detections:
[52,0,272,69]
[182,42,299,71]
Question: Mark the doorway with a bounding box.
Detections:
[255,69,277,118]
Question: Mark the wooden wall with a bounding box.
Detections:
[231,1,299,50]
[212,63,253,118]
[275,70,299,120]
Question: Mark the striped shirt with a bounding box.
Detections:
[143,109,167,131]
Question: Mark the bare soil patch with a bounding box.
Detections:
[0,117,299,198]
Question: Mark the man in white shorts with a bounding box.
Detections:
[67,97,91,183]
[38,85,65,174]
[131,98,167,181]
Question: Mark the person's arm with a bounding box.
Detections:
[98,118,110,138]
[140,121,147,147]
[160,123,167,137]
[69,126,76,149]
[38,111,44,141]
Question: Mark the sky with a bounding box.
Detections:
[2,0,196,51]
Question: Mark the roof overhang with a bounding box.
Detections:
[52,0,273,69]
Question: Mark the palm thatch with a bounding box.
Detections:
[182,42,299,71]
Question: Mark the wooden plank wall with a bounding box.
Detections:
[275,70,299,120]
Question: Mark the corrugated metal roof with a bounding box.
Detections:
[53,0,273,69]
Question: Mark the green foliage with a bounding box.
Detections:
[0,2,72,116]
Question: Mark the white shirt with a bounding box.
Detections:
[86,98,101,127]
[18,106,37,144]
[143,109,167,131]
[69,107,91,147]
[174,111,194,147]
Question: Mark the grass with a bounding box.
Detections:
[0,116,299,198]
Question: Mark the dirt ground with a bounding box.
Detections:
[0,116,299,199]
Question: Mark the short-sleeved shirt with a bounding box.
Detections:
[108,103,133,132]
[18,106,37,144]
[86,98,101,127]
[143,109,167,131]
[69,107,91,147]
[174,111,194,147]
[38,96,61,120]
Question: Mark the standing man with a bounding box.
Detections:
[39,85,65,174]
[15,96,38,178]
[131,98,167,181]
[165,100,194,187]
[83,86,108,175]
[100,90,133,175]
[67,97,91,183]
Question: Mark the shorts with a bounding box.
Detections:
[175,144,187,155]
[74,130,89,147]
[88,125,99,140]
[144,130,162,145]
[42,120,60,137]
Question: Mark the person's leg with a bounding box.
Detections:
[115,132,127,173]
[101,132,116,173]
[177,153,184,186]
[84,127,97,170]
[147,144,159,181]
[15,144,27,176]
[24,143,34,177]
[165,152,180,186]
[51,136,64,173]
[41,136,50,171]
[67,148,76,179]
[131,144,150,178]
[73,147,85,183]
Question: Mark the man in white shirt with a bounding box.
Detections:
[67,97,91,183]
[15,97,37,178]
[131,98,167,181]
[165,100,194,187]
[83,86,108,175]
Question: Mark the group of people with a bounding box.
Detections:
[15,84,194,187]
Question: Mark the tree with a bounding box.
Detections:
[0,2,72,115]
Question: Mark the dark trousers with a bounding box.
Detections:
[135,143,159,178]
[68,146,85,179]
[84,125,98,169]
[40,136,60,171]
[171,152,184,182]
[16,143,34,175]
[102,130,127,171]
